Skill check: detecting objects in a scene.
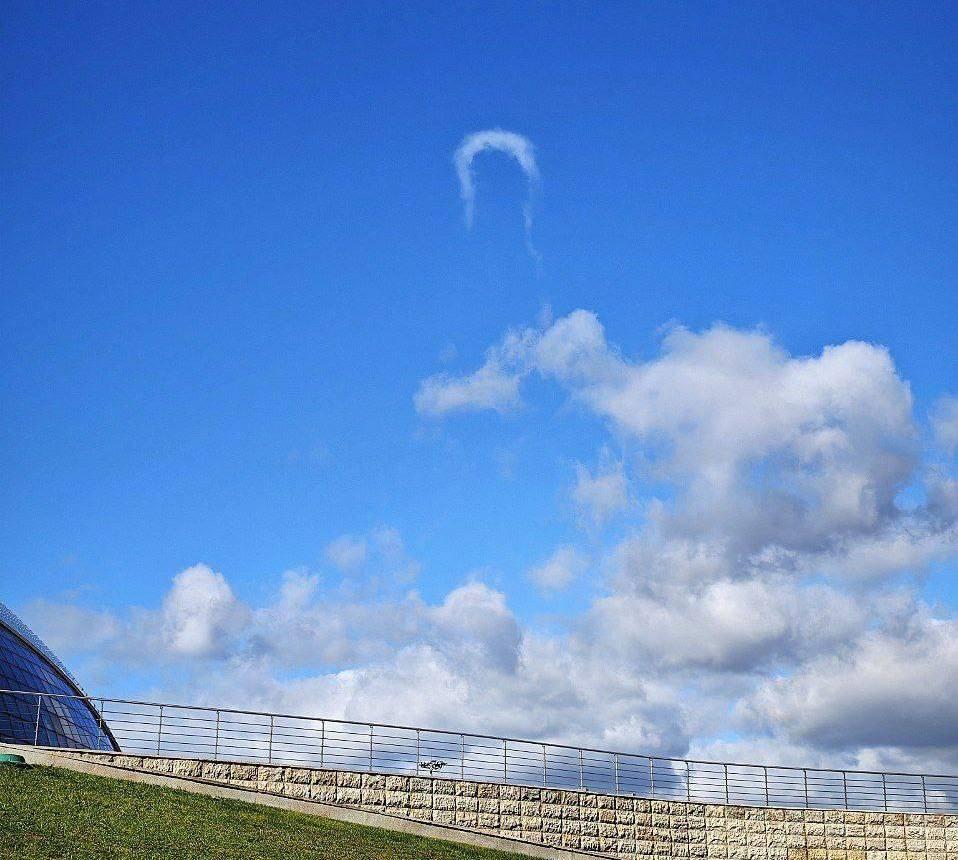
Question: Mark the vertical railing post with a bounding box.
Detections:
[842,771,848,809]
[213,710,220,761]
[460,734,465,779]
[686,761,692,801]
[416,729,421,773]
[803,769,809,808]
[267,715,274,764]
[156,705,164,756]
[542,745,548,787]
[724,763,730,804]
[368,724,374,773]
[649,758,655,798]
[614,753,620,794]
[320,720,325,769]
[34,694,42,746]
[882,773,888,812]
[579,748,584,790]
[503,740,508,783]
[95,698,104,750]
[921,775,928,813]
[764,766,770,806]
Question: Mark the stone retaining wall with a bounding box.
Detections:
[71,752,958,859]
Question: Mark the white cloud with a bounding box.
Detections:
[29,315,958,772]
[415,328,530,416]
[527,546,588,594]
[325,534,367,572]
[454,129,540,260]
[572,460,630,527]
[402,309,958,769]
[932,395,958,454]
[587,576,869,673]
[416,310,941,574]
[324,526,421,583]
[746,614,958,763]
[160,564,249,659]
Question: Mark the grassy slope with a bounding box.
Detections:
[0,764,533,860]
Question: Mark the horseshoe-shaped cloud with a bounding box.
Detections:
[454,129,540,260]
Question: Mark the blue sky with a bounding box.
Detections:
[2,2,957,768]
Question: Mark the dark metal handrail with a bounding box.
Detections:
[1,688,955,814]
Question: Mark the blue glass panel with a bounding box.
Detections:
[0,616,117,750]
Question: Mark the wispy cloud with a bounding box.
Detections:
[454,129,540,261]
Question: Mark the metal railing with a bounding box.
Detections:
[2,688,956,813]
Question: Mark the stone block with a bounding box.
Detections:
[478,812,499,830]
[476,782,498,799]
[542,816,562,835]
[499,799,519,816]
[360,788,385,806]
[541,831,564,848]
[200,761,231,781]
[431,809,455,825]
[285,767,311,784]
[336,786,362,805]
[478,797,499,815]
[283,783,310,799]
[172,759,202,779]
[500,814,522,831]
[384,775,409,792]
[311,769,336,785]
[384,790,407,809]
[409,791,432,809]
[337,771,361,788]
[361,773,385,790]
[580,819,599,837]
[309,784,336,803]
[499,784,520,801]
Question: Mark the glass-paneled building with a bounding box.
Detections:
[0,601,117,750]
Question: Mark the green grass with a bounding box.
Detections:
[0,763,532,860]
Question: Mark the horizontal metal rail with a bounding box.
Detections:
[1,688,955,813]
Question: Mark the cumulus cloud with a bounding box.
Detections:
[932,395,958,454]
[324,526,420,583]
[454,129,540,259]
[27,315,958,772]
[405,309,958,769]
[160,565,249,659]
[746,614,958,763]
[415,328,529,416]
[325,534,367,572]
[587,577,870,673]
[572,460,630,527]
[527,546,588,594]
[416,309,938,572]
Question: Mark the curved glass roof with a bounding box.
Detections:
[0,601,117,751]
[0,601,85,693]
